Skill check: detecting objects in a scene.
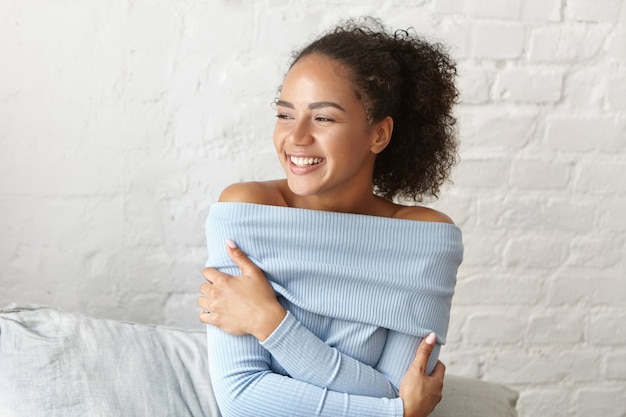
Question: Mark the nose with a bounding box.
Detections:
[287,119,314,145]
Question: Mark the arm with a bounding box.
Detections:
[200,243,444,416]
[201,241,439,397]
[201,184,446,415]
[261,310,397,397]
[207,319,444,417]
[260,310,441,397]
[206,324,404,417]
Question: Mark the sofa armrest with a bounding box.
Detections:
[1,304,517,417]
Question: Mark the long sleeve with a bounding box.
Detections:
[260,311,440,398]
[206,202,462,340]
[204,202,461,416]
[260,312,395,397]
[207,325,404,417]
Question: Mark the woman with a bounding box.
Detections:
[198,17,462,417]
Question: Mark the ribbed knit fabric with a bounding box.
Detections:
[204,202,463,417]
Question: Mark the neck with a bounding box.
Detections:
[286,186,396,217]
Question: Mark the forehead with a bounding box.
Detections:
[280,54,359,100]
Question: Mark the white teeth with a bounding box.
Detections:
[290,156,323,167]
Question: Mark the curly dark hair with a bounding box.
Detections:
[290,17,459,202]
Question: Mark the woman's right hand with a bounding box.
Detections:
[399,333,445,417]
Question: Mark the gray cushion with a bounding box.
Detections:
[0,304,517,416]
[432,375,519,417]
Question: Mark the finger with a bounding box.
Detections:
[203,268,233,286]
[199,311,212,323]
[202,267,222,283]
[225,239,260,274]
[197,295,209,310]
[412,332,437,375]
[199,282,211,295]
[431,360,446,380]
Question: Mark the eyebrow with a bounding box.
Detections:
[275,99,346,112]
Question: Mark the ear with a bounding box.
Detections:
[370,116,394,154]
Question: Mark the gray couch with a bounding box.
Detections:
[0,304,518,416]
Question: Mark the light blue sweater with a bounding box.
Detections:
[205,202,463,417]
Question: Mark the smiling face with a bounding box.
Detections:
[273,54,391,207]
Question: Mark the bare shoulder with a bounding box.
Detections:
[393,205,455,224]
[218,180,287,206]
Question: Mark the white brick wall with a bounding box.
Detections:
[1,1,624,415]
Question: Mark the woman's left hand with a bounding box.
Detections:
[198,240,287,341]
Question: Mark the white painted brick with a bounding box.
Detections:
[602,197,626,232]
[589,277,626,306]
[460,108,537,151]
[588,311,626,346]
[540,199,597,233]
[163,292,205,330]
[548,275,626,307]
[433,0,467,14]
[567,236,624,269]
[575,162,626,194]
[120,292,168,325]
[15,197,122,247]
[81,104,174,151]
[521,0,562,22]
[380,8,440,37]
[503,235,569,269]
[475,196,508,229]
[548,275,596,306]
[438,351,481,378]
[509,159,571,189]
[568,0,623,23]
[116,250,204,311]
[2,244,47,300]
[122,51,177,103]
[607,73,626,109]
[528,25,610,62]
[477,196,596,234]
[460,230,505,267]
[465,313,525,345]
[454,275,542,305]
[472,22,525,59]
[564,65,612,109]
[172,107,206,149]
[576,388,626,417]
[0,3,101,98]
[606,24,626,61]
[1,148,125,197]
[390,0,428,6]
[484,350,602,384]
[457,66,493,104]
[516,389,574,417]
[2,1,626,411]
[434,18,473,60]
[604,352,626,381]
[452,158,509,188]
[545,115,626,153]
[527,312,584,344]
[493,69,563,103]
[200,2,255,55]
[466,0,522,20]
[446,308,467,344]
[429,193,476,228]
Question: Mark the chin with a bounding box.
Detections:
[286,178,319,197]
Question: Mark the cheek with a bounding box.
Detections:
[272,125,282,151]
[273,129,290,166]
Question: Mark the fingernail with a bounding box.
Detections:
[425,332,437,345]
[226,238,237,249]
